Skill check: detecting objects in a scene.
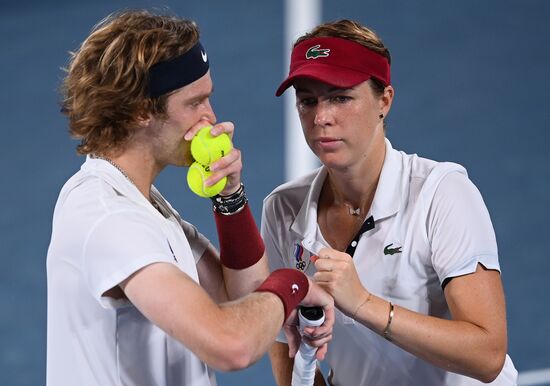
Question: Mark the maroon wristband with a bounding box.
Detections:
[255,269,309,323]
[214,203,265,269]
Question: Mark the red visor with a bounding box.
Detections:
[276,37,390,96]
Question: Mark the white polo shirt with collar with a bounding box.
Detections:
[47,156,216,386]
[261,139,517,386]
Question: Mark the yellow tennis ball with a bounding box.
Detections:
[190,126,233,165]
[186,162,227,198]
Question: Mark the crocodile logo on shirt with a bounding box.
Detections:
[383,243,402,256]
[306,44,330,59]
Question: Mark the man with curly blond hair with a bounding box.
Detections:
[46,10,334,386]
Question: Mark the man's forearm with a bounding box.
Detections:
[214,201,268,299]
[222,255,269,299]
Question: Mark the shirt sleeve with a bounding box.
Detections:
[427,171,501,284]
[261,196,291,344]
[178,218,211,264]
[83,210,178,308]
[261,195,291,273]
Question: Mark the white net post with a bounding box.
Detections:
[283,0,321,181]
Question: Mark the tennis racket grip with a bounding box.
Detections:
[291,306,325,386]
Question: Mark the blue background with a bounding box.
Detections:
[1,1,549,385]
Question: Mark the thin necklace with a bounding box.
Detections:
[92,155,161,211]
[344,203,362,217]
[324,179,369,218]
[93,155,138,186]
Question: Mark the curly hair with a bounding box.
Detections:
[60,9,200,155]
[295,19,391,96]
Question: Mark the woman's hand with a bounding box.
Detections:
[312,247,370,317]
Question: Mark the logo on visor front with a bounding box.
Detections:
[306,44,330,59]
[201,50,208,62]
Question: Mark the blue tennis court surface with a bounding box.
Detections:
[1,1,548,384]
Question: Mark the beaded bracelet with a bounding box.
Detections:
[211,183,247,215]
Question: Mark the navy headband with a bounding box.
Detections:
[147,41,209,98]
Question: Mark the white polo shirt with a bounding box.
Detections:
[47,157,216,386]
[261,139,517,386]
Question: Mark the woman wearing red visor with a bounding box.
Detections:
[261,19,517,386]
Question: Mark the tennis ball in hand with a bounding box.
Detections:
[187,162,227,198]
[190,126,233,165]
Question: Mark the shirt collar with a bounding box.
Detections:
[371,138,403,221]
[290,166,327,243]
[290,138,404,241]
[81,155,155,208]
